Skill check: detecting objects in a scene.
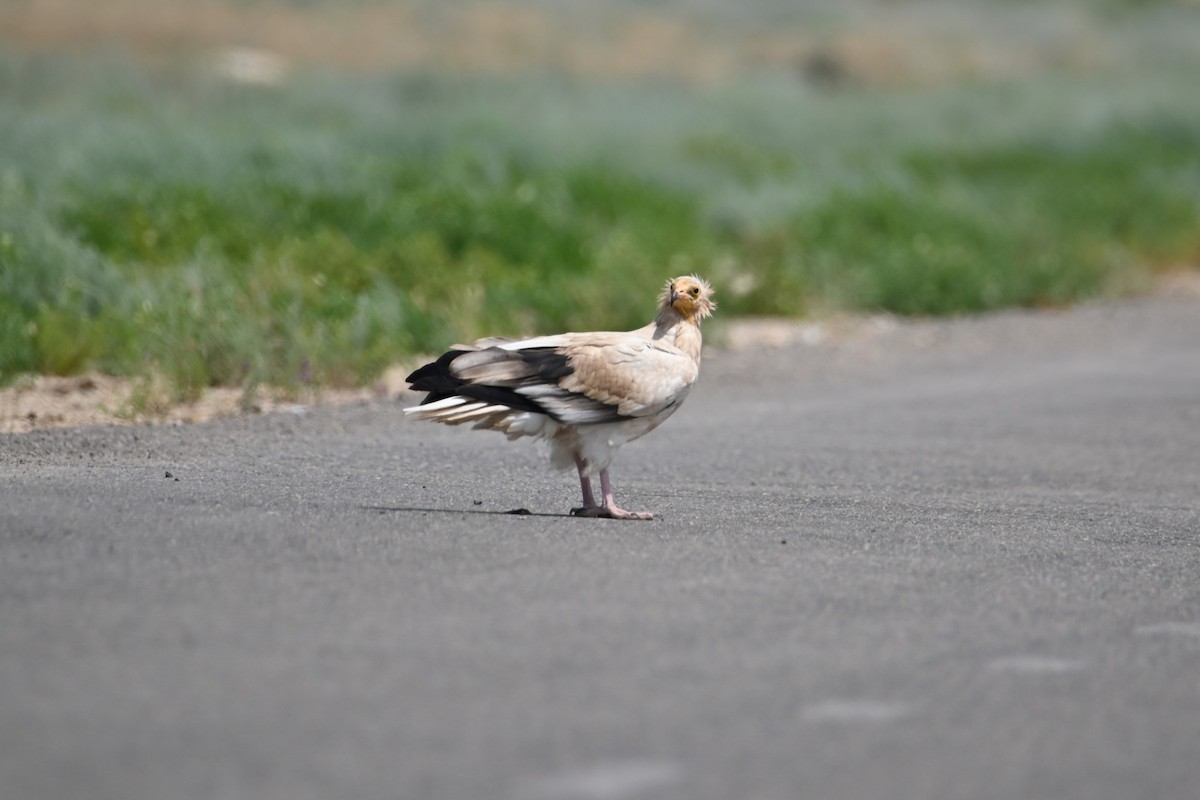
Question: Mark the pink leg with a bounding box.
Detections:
[572,467,654,520]
[571,455,600,515]
[599,468,654,520]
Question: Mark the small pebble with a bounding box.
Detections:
[165,471,173,479]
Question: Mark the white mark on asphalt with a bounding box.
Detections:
[521,760,683,800]
[987,656,1087,674]
[801,699,912,724]
[1134,622,1200,638]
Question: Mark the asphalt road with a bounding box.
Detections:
[2,295,1199,800]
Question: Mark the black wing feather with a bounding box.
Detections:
[406,346,577,416]
[406,350,469,404]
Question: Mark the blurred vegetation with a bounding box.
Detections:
[2,14,1200,397]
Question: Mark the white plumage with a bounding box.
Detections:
[404,275,716,519]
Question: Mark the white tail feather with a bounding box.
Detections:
[404,395,469,416]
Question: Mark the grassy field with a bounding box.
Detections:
[2,1,1199,401]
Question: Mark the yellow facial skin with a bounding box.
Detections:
[664,275,716,322]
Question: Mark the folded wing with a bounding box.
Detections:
[406,332,697,429]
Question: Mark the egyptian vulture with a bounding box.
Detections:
[404,275,715,519]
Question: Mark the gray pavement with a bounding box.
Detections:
[2,295,1199,800]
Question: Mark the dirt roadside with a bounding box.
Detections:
[4,272,1196,436]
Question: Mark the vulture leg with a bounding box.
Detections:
[571,455,601,516]
[573,467,654,520]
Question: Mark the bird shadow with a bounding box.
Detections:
[364,505,576,519]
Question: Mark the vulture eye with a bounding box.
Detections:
[689,286,700,296]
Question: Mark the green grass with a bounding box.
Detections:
[1,46,1199,397]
